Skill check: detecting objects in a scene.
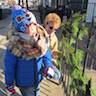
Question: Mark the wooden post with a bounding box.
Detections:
[26,0,28,9]
[18,0,21,5]
[85,79,91,96]
[22,0,24,7]
[82,28,92,76]
[91,38,96,69]
[57,0,59,9]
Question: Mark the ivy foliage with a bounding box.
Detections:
[60,13,89,95]
[91,86,96,96]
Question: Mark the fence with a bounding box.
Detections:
[60,20,96,96]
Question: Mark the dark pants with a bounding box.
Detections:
[19,85,40,96]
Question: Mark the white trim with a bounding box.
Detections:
[88,0,96,3]
[86,3,95,22]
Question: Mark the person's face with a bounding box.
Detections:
[25,23,37,36]
[25,23,41,43]
[45,21,55,35]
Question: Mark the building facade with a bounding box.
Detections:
[86,0,96,23]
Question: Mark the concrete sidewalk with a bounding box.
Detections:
[0,15,22,96]
[0,15,11,36]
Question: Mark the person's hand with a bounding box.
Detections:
[52,51,58,59]
[42,67,48,77]
[47,67,55,78]
[42,67,55,79]
[6,85,16,96]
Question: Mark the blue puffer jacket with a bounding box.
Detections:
[4,49,53,87]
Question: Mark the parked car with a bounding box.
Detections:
[0,3,10,9]
[0,2,11,19]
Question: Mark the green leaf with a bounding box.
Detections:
[60,12,89,96]
[91,86,96,96]
[78,27,88,40]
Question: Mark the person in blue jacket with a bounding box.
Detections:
[4,5,60,96]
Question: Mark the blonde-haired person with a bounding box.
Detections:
[44,13,61,67]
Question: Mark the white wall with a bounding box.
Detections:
[42,0,52,7]
[88,0,96,3]
[86,0,96,23]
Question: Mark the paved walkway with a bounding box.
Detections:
[0,15,64,96]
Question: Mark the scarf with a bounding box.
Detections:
[7,25,49,60]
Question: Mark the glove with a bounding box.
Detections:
[6,85,16,96]
[52,66,61,80]
[47,67,55,79]
[42,67,55,79]
[52,51,58,59]
[42,67,48,77]
[42,66,61,80]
